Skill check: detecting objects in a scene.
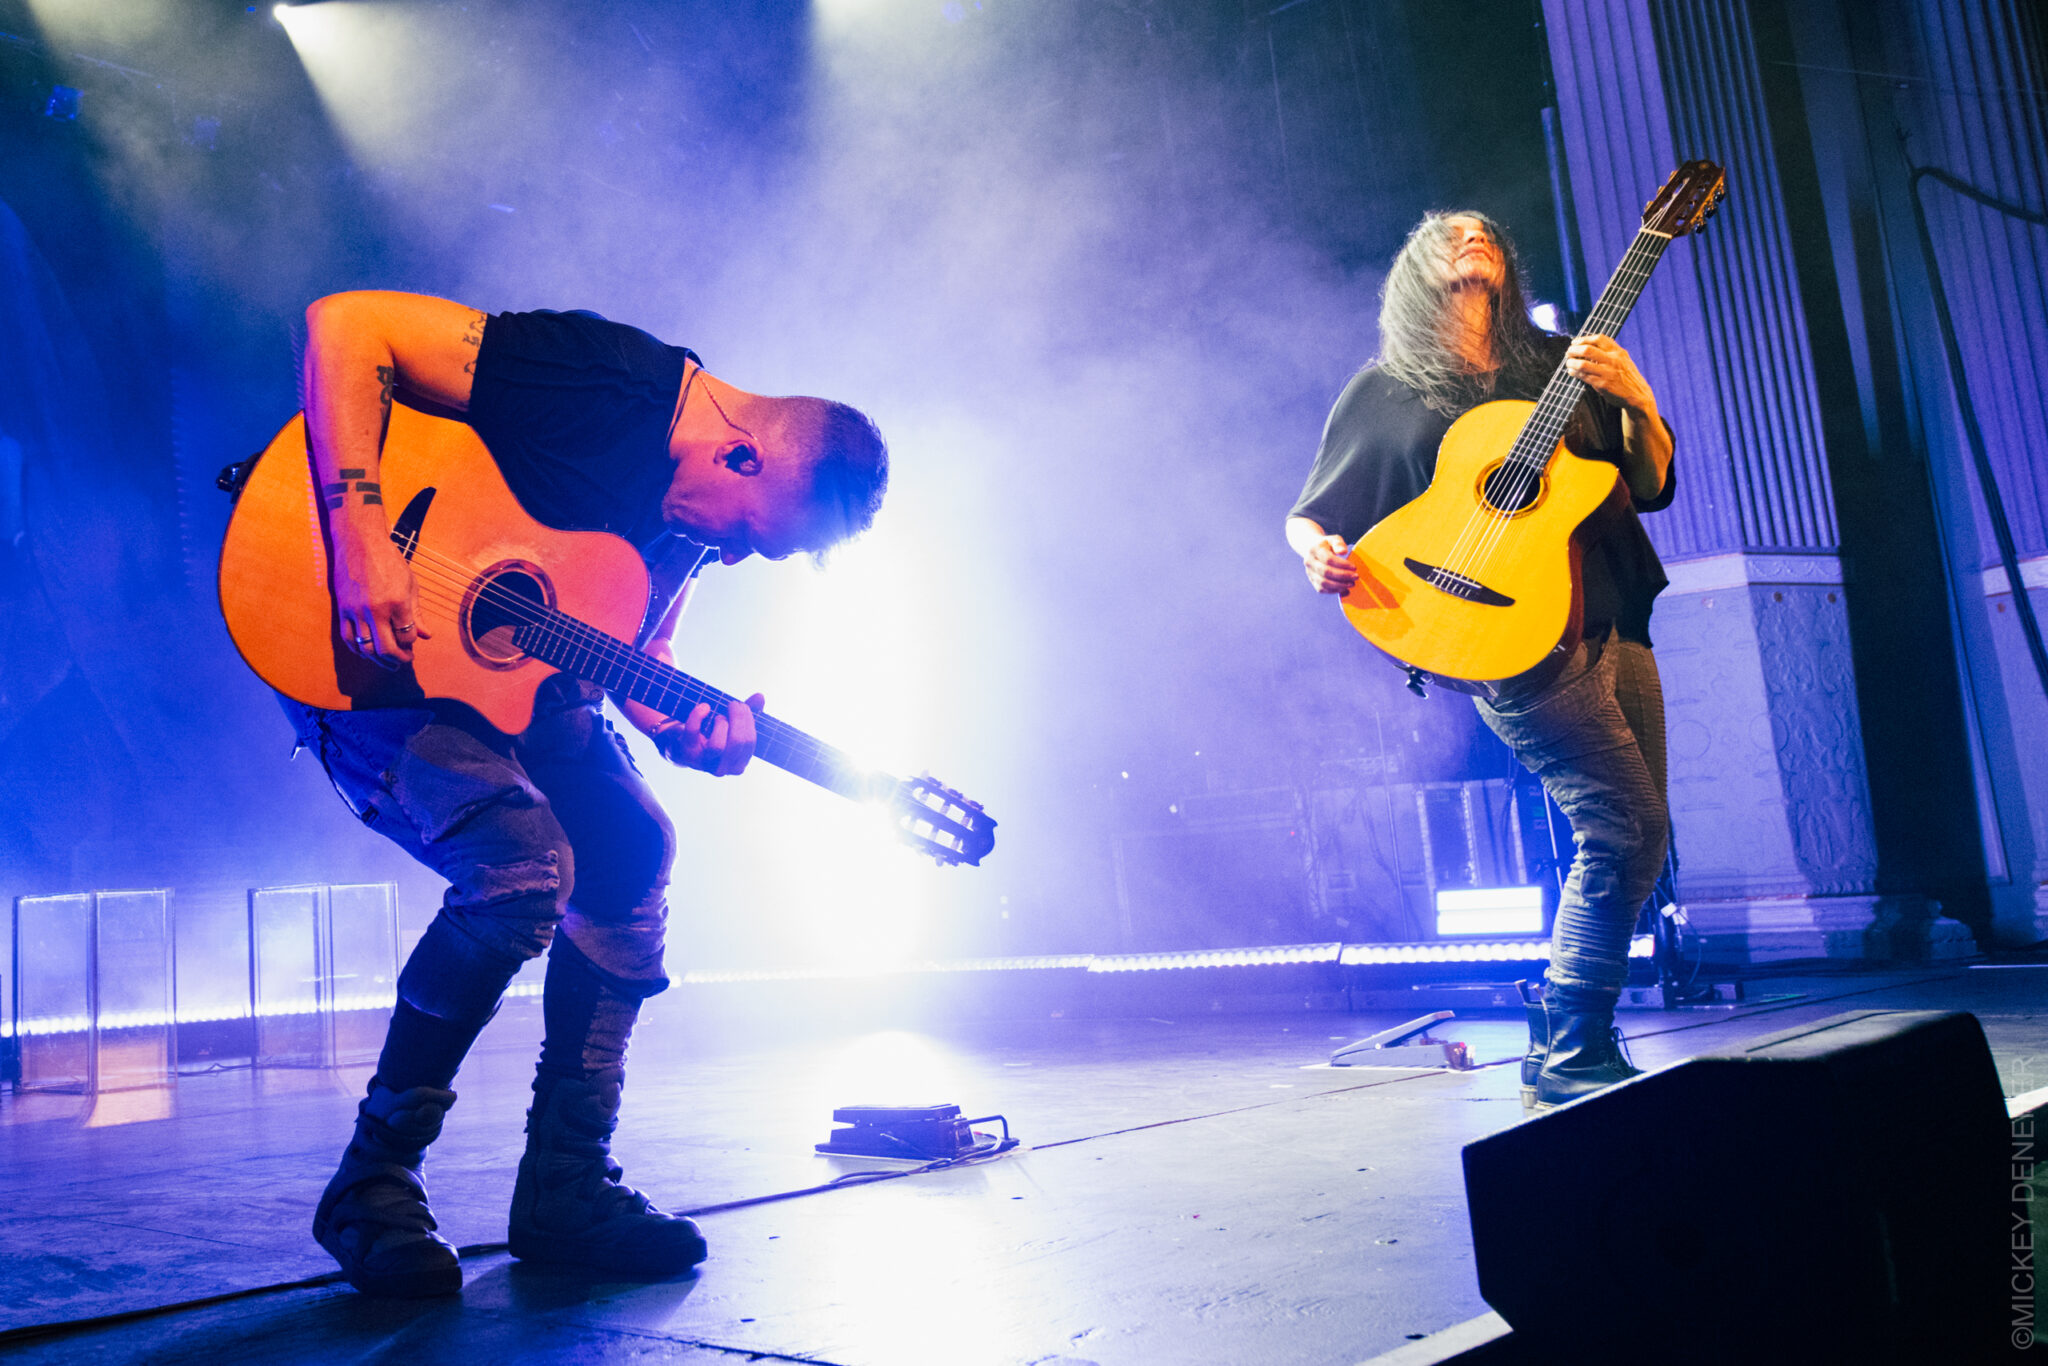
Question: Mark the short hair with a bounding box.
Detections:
[774,396,889,557]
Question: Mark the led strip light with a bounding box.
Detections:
[4,938,1653,1032]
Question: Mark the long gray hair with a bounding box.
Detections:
[1375,211,1557,417]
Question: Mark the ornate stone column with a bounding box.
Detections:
[1540,0,1969,960]
[1866,0,2048,942]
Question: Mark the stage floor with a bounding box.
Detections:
[4,963,2045,1365]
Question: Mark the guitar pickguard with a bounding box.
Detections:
[391,487,436,561]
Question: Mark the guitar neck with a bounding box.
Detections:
[1510,225,1675,468]
[510,615,879,801]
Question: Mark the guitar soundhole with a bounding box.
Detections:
[1481,462,1545,515]
[463,560,553,669]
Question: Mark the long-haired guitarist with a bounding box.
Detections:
[289,291,886,1295]
[1284,213,1675,1109]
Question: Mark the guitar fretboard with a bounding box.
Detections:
[1504,226,1674,473]
[509,613,876,801]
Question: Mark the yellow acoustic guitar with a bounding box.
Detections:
[1343,161,1726,696]
[216,404,995,867]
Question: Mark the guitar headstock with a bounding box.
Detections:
[1642,159,1727,238]
[889,774,997,867]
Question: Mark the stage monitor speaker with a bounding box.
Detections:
[1462,1010,2007,1365]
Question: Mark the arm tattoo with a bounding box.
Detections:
[325,470,380,509]
[461,312,484,375]
[375,364,396,417]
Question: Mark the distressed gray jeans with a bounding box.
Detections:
[1475,632,1669,1004]
[281,675,677,1008]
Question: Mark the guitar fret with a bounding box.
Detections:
[513,610,867,798]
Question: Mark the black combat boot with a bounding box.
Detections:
[1532,995,1640,1110]
[507,1066,708,1277]
[313,1079,463,1297]
[1516,979,1548,1108]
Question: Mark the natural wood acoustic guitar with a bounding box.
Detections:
[1342,161,1726,696]
[216,404,996,867]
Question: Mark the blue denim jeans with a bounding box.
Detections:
[1475,632,1669,1005]
[280,675,676,1008]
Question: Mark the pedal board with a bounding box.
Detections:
[815,1104,980,1161]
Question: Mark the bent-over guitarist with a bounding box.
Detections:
[288,291,887,1295]
[1284,213,1675,1110]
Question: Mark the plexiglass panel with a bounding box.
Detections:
[91,890,173,1091]
[327,883,398,1067]
[250,885,329,1068]
[14,893,92,1092]
[249,883,399,1069]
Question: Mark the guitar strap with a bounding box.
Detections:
[633,534,716,649]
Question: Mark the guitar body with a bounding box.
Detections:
[218,405,651,735]
[1342,399,1627,685]
[218,405,998,866]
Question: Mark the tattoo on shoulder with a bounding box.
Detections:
[461,312,485,348]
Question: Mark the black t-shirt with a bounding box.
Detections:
[466,309,714,645]
[1291,348,1676,645]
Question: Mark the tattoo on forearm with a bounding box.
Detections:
[324,470,381,510]
[375,364,396,417]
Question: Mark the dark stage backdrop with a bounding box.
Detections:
[2,0,2036,970]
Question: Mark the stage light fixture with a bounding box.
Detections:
[1086,943,1343,974]
[1435,885,1545,937]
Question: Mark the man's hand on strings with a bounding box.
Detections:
[336,533,430,667]
[1303,534,1358,596]
[1564,334,1656,416]
[655,694,764,776]
[1565,332,1672,501]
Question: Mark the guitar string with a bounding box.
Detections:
[1443,233,1668,592]
[382,541,950,808]
[391,541,779,735]
[1441,234,1660,582]
[1415,239,1650,590]
[392,560,872,799]
[395,560,973,846]
[1448,259,1648,589]
[386,545,845,775]
[1458,239,1664,586]
[1474,235,1660,537]
[1418,232,1664,594]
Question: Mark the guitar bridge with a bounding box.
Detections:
[1403,558,1515,607]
